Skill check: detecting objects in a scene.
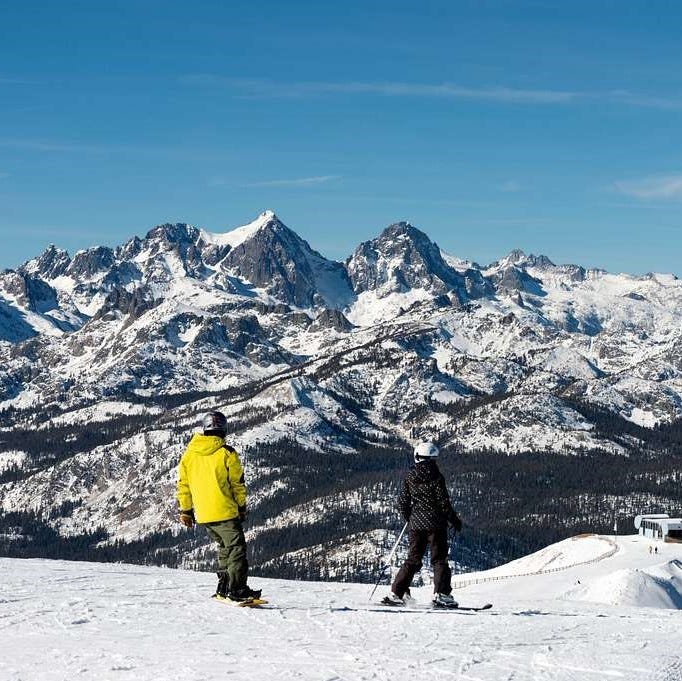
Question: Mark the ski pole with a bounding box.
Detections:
[368,522,408,602]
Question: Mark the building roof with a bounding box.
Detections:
[634,514,669,529]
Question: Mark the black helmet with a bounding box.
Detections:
[203,411,227,436]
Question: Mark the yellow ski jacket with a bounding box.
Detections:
[177,434,247,524]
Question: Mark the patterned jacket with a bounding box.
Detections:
[398,459,460,532]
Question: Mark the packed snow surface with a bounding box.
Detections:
[1,535,681,680]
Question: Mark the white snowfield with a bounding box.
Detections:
[1,535,681,681]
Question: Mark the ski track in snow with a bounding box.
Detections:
[1,536,682,681]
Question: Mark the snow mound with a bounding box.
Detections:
[478,534,614,579]
[568,560,682,609]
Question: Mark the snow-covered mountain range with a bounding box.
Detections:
[1,210,681,574]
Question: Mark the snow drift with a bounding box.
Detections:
[568,559,682,609]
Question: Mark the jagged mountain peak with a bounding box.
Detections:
[123,222,213,280]
[374,221,440,251]
[507,248,529,263]
[198,210,284,252]
[144,222,201,246]
[346,220,466,297]
[20,244,72,280]
[489,249,556,272]
[219,212,354,308]
[486,251,593,291]
[117,235,143,261]
[66,246,116,279]
[258,208,279,223]
[215,210,316,258]
[242,210,303,246]
[381,220,421,238]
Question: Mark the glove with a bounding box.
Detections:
[179,509,195,528]
[450,513,462,533]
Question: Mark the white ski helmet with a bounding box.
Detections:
[414,441,439,462]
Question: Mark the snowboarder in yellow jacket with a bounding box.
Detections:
[177,411,261,601]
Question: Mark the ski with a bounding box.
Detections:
[379,596,407,607]
[331,601,492,614]
[436,602,492,612]
[378,597,492,612]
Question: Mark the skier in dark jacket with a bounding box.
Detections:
[383,441,462,607]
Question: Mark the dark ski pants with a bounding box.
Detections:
[204,518,248,592]
[391,527,452,597]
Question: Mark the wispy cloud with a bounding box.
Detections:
[607,90,682,111]
[210,175,341,188]
[182,75,579,104]
[182,75,682,110]
[243,175,341,188]
[615,174,682,200]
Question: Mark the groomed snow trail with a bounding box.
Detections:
[1,536,681,681]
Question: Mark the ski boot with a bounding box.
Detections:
[380,592,405,606]
[228,585,262,602]
[432,593,458,608]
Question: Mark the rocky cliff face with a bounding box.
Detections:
[1,272,59,313]
[221,212,354,308]
[20,245,71,280]
[347,222,462,294]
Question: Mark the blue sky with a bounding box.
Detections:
[1,0,681,274]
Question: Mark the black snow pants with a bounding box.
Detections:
[391,527,452,597]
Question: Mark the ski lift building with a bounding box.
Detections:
[634,514,682,541]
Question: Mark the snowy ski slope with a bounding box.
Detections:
[1,535,681,681]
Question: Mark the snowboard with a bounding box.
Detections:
[213,595,269,608]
